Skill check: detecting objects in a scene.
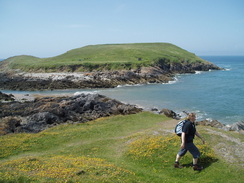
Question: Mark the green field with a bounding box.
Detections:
[3,43,209,72]
[0,112,243,183]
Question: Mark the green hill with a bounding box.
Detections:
[2,43,209,72]
[0,112,243,182]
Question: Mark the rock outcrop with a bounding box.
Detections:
[0,61,222,91]
[196,119,225,129]
[159,108,181,119]
[0,93,142,135]
[0,70,172,90]
[230,121,244,133]
[196,119,244,134]
[0,91,15,101]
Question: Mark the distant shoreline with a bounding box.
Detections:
[0,61,222,91]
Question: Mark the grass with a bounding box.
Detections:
[2,43,209,72]
[0,112,243,182]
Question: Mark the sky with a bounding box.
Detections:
[1,0,244,59]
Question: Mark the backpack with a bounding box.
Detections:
[175,119,187,136]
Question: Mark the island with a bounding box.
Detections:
[0,43,221,90]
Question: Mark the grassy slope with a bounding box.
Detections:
[0,112,243,183]
[3,43,208,72]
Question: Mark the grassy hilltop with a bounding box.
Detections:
[2,43,208,72]
[0,112,243,182]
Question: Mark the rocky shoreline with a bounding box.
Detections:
[0,61,221,90]
[158,108,244,134]
[2,61,239,135]
[0,92,243,135]
[0,92,142,135]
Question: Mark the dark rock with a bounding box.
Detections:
[18,120,48,133]
[0,117,21,135]
[151,107,158,112]
[27,112,60,124]
[159,108,180,119]
[0,93,142,134]
[0,91,15,101]
[196,119,225,129]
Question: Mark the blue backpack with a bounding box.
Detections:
[175,119,187,136]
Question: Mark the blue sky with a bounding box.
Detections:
[1,0,244,58]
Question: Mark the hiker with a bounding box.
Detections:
[174,113,205,171]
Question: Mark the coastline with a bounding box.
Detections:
[2,91,243,135]
[1,68,243,127]
[1,57,243,129]
[0,58,222,91]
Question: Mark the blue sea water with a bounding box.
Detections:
[96,56,244,125]
[1,56,244,125]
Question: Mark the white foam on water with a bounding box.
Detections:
[205,118,213,122]
[74,91,98,96]
[163,77,179,84]
[195,71,203,74]
[117,83,145,88]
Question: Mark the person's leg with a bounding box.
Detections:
[192,161,203,171]
[193,158,198,165]
[185,142,203,171]
[174,149,187,168]
[175,154,181,162]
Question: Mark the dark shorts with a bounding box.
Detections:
[177,142,200,159]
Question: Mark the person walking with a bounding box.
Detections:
[174,113,205,171]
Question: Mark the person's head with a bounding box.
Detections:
[187,113,196,122]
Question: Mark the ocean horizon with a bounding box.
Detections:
[1,56,244,125]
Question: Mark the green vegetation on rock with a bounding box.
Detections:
[3,43,209,72]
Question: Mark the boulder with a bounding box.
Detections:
[195,119,225,129]
[0,91,15,102]
[159,108,180,119]
[222,125,232,131]
[229,121,244,131]
[0,117,21,135]
[151,107,159,112]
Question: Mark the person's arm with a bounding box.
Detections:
[181,132,186,149]
[195,130,205,144]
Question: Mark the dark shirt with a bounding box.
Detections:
[182,120,196,143]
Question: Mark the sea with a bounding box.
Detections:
[1,56,244,125]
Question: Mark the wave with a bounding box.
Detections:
[195,71,203,74]
[167,80,177,84]
[117,84,145,88]
[74,91,98,95]
[195,70,212,74]
[163,76,179,85]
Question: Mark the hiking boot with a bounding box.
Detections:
[174,162,183,168]
[193,164,203,171]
